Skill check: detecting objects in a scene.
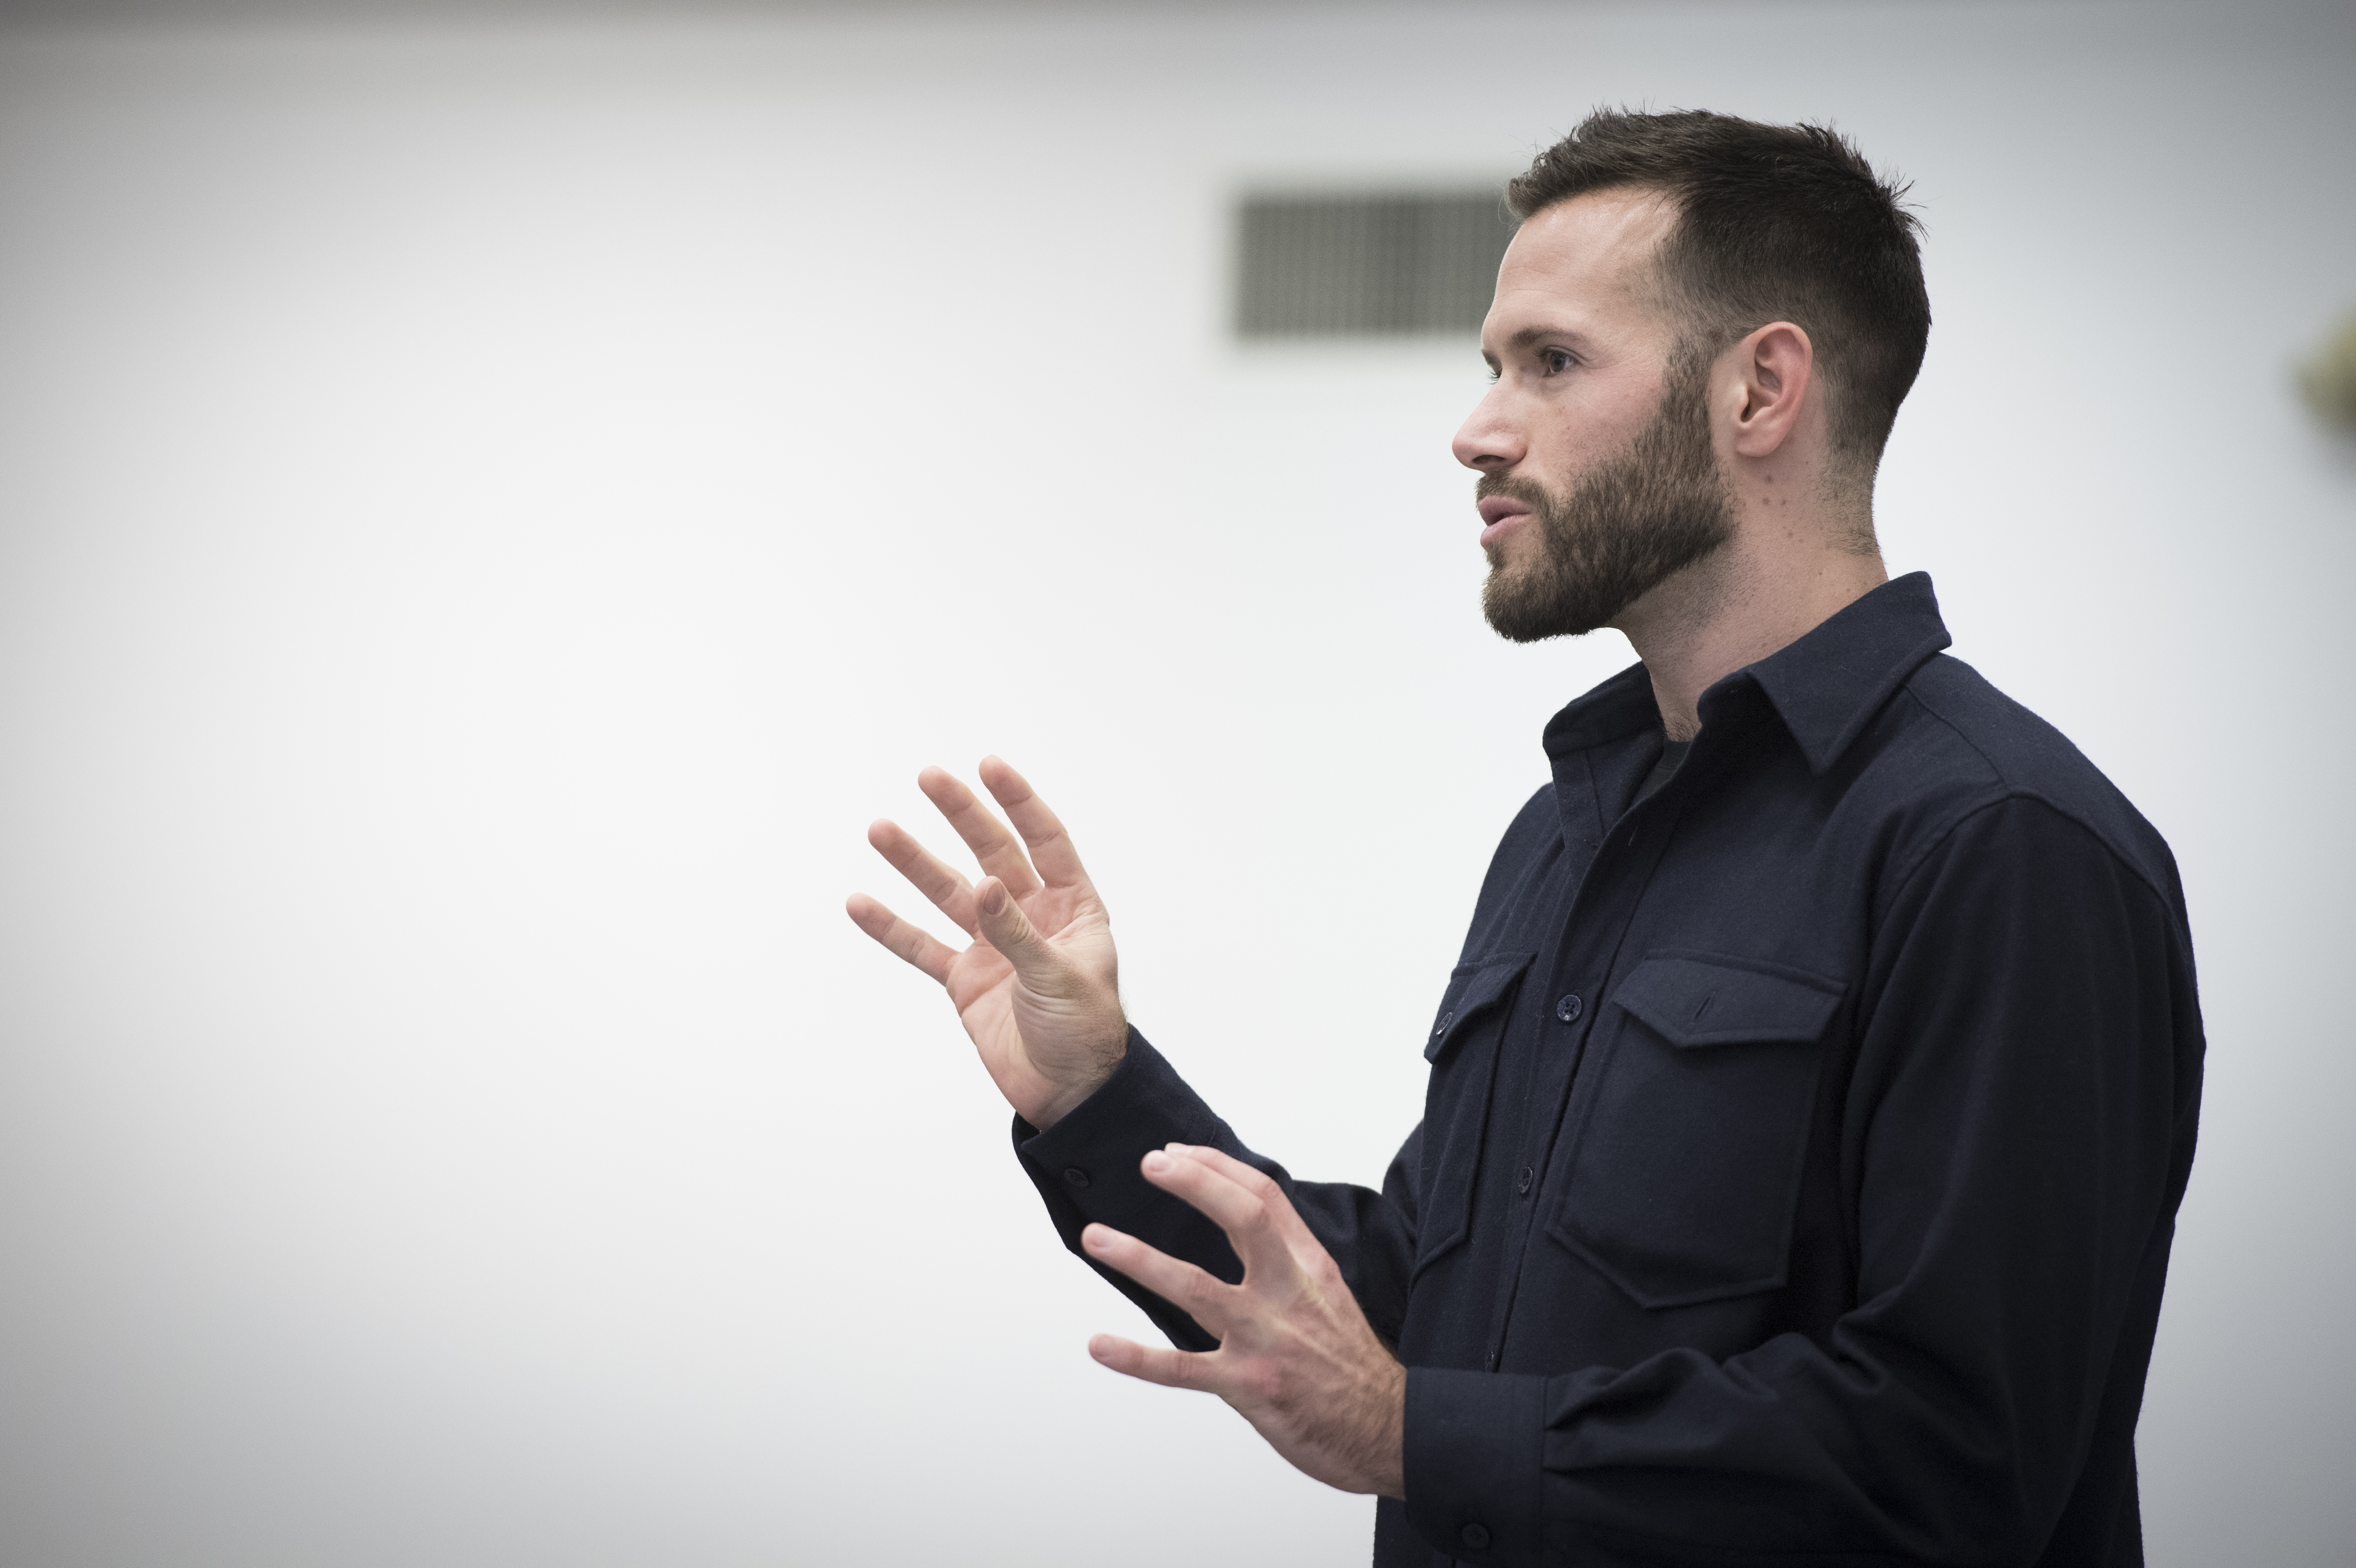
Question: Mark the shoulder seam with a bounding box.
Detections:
[1889,674,2009,788]
[1876,790,2177,929]
[1884,669,2172,897]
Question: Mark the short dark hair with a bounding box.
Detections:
[1506,109,1931,470]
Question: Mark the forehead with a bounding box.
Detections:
[1486,188,1679,346]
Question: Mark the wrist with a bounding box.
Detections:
[1025,1026,1128,1130]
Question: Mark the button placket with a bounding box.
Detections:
[1483,781,1688,1378]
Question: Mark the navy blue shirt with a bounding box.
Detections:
[1016,575,2203,1567]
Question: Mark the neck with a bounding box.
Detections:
[1614,532,1888,741]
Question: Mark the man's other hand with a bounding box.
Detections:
[1084,1144,1407,1499]
[847,757,1125,1130]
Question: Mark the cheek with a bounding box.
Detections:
[1517,425,1594,498]
[1507,413,1580,491]
[1559,384,1661,468]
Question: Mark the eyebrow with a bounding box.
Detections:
[1504,323,1590,352]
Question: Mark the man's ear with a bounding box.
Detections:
[1725,321,1815,459]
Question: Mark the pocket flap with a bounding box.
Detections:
[1612,954,1843,1048]
[1424,950,1536,1061]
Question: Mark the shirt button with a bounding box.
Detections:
[1061,1167,1091,1188]
[1516,1165,1534,1196]
[1432,1011,1454,1039]
[1555,992,1582,1023]
[1460,1522,1492,1551]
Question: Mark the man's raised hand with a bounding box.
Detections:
[846,758,1125,1130]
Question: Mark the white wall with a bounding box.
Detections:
[0,3,2349,1563]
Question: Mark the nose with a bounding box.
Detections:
[1452,384,1524,472]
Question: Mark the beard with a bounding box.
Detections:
[1479,346,1737,642]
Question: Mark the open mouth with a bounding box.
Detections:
[1476,495,1533,546]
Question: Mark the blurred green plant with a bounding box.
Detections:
[2299,310,2356,434]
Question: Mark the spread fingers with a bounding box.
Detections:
[1161,1143,1323,1255]
[978,756,1091,892]
[1083,1224,1236,1337]
[1137,1150,1298,1281]
[1087,1333,1218,1393]
[918,767,1044,901]
[844,893,959,984]
[866,817,980,933]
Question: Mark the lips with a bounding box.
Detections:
[1477,494,1533,546]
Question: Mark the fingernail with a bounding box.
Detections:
[1143,1151,1170,1174]
[980,882,1005,916]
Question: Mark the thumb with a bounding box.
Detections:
[975,877,1064,983]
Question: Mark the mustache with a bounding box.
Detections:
[1475,472,1551,508]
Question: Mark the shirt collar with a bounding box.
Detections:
[1541,572,1953,775]
[1737,571,1952,773]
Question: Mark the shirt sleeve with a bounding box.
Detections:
[1013,1029,1423,1350]
[1402,795,2201,1566]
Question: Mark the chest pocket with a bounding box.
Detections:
[1548,952,1844,1309]
[1411,949,1533,1278]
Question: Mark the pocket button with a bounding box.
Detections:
[1555,992,1583,1023]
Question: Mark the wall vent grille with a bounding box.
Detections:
[1235,190,1514,339]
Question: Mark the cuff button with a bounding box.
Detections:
[1062,1167,1091,1187]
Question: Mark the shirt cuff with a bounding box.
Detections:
[1405,1365,1547,1564]
[1013,1026,1230,1230]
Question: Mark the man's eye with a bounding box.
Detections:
[1541,348,1577,374]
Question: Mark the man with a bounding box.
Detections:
[848,110,2202,1567]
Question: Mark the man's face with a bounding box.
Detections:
[1454,192,1736,641]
